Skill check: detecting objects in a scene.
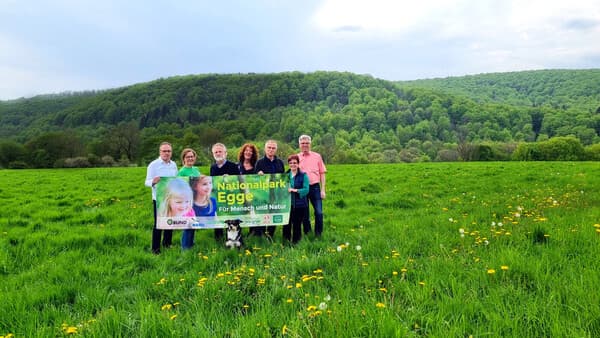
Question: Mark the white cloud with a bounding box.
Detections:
[311,0,600,77]
[313,0,431,38]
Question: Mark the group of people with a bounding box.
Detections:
[144,135,327,254]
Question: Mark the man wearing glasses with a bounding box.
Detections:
[145,142,178,254]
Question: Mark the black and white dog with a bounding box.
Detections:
[225,219,243,249]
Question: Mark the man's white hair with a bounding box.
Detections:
[298,135,311,143]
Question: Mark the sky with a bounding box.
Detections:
[1,0,600,100]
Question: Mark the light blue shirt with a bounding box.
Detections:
[145,157,178,200]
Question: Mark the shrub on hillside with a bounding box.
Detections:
[513,136,586,161]
[8,161,28,169]
[101,155,116,167]
[436,149,460,162]
[584,143,600,160]
[64,157,92,168]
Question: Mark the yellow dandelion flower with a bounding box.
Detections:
[170,314,177,320]
[161,304,172,311]
[307,305,317,311]
[487,269,496,275]
[418,281,426,286]
[243,304,250,309]
[501,266,509,271]
[313,269,323,274]
[282,324,288,335]
[593,224,600,228]
[65,326,78,334]
[295,283,302,288]
[392,271,398,276]
[379,288,387,293]
[401,268,407,273]
[376,302,386,308]
[286,298,293,303]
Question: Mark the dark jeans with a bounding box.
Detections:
[214,228,224,240]
[302,183,323,235]
[284,206,307,243]
[181,229,195,249]
[152,200,172,253]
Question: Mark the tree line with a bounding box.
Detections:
[1,70,599,169]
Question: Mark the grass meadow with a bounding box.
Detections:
[1,162,599,337]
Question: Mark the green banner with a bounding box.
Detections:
[156,174,290,229]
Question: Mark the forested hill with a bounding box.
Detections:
[0,70,599,168]
[402,69,600,112]
[0,72,394,137]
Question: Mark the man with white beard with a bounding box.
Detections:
[209,143,239,240]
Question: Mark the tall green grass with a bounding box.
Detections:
[1,163,599,337]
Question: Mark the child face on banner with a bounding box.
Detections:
[195,177,213,199]
[169,194,192,216]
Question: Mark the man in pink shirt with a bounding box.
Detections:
[297,135,326,236]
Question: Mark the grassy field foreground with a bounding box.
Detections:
[1,162,599,337]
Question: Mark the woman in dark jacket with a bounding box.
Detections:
[284,154,309,243]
